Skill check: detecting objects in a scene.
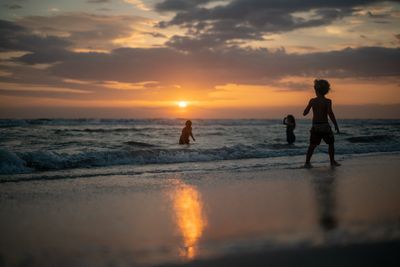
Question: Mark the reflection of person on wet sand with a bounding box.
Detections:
[303,79,341,168]
[179,120,196,145]
[311,172,337,231]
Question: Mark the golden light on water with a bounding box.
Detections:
[171,183,206,260]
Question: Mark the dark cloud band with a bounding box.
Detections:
[1,16,399,91]
[156,0,396,45]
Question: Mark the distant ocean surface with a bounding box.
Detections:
[1,119,399,180]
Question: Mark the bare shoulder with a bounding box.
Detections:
[325,98,332,104]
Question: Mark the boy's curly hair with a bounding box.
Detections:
[314,79,330,96]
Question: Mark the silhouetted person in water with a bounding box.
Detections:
[179,120,195,145]
[283,114,296,145]
[303,79,340,168]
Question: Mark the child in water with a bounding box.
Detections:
[283,114,296,145]
[303,79,340,168]
[179,120,196,145]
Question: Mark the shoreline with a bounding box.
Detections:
[1,151,399,184]
[1,154,400,266]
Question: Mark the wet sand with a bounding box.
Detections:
[1,154,400,267]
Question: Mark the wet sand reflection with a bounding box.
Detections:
[311,169,338,232]
[171,182,207,260]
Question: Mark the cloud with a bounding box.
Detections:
[156,0,397,49]
[97,7,112,11]
[143,31,167,38]
[87,0,111,3]
[17,45,398,89]
[2,19,399,94]
[4,4,23,9]
[123,0,150,11]
[0,19,71,53]
[15,13,149,51]
[155,0,214,11]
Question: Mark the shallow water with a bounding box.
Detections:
[1,119,399,177]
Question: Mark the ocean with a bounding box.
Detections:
[1,119,399,181]
[1,119,400,267]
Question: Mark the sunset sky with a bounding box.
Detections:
[0,0,399,118]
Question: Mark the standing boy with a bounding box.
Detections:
[303,79,340,168]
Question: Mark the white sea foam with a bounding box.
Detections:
[0,149,31,174]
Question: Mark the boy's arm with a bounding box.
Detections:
[303,99,313,116]
[190,130,195,141]
[283,117,287,125]
[328,100,340,133]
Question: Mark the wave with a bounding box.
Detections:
[2,119,400,128]
[0,119,178,128]
[54,128,145,134]
[0,149,32,174]
[0,144,304,175]
[1,139,400,175]
[124,141,156,147]
[346,135,394,143]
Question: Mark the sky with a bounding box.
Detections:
[0,0,399,118]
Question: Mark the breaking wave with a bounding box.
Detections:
[347,135,394,143]
[0,144,303,175]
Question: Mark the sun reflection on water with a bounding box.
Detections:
[171,183,206,260]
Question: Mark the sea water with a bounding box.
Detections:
[0,119,399,180]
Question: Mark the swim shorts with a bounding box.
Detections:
[310,124,334,145]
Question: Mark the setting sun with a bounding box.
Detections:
[178,101,188,108]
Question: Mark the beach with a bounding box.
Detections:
[1,153,400,267]
[2,0,400,265]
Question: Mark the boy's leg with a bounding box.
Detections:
[305,130,320,167]
[328,143,341,166]
[306,144,317,164]
[328,143,334,163]
[324,130,340,166]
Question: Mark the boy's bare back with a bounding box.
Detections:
[303,96,338,131]
[309,97,331,123]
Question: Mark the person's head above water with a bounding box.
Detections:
[185,120,192,127]
[286,114,295,123]
[314,79,330,96]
